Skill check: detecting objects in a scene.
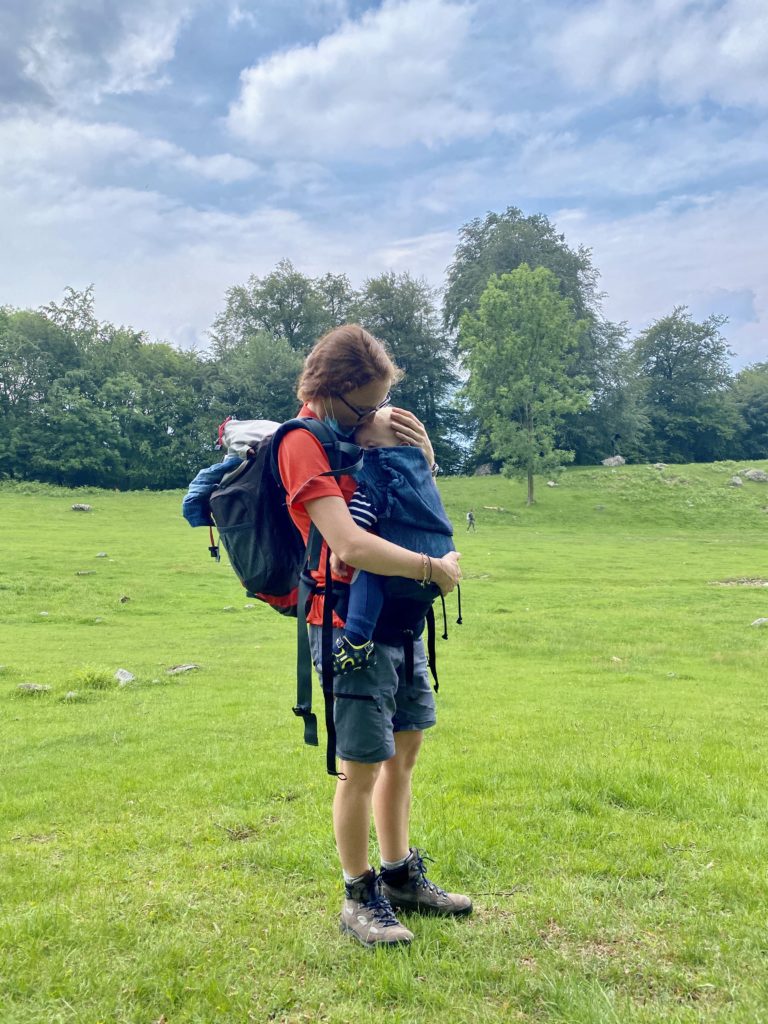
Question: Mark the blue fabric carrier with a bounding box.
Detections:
[356,446,455,560]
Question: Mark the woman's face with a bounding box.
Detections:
[328,378,391,428]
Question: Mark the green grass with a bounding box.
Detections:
[1,461,768,1023]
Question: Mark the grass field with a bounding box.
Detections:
[2,460,768,1024]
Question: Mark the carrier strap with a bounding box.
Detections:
[425,606,439,691]
[293,561,318,748]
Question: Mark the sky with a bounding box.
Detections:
[1,0,766,366]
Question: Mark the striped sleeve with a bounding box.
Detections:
[348,488,378,528]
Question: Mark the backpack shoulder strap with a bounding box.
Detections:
[272,416,362,777]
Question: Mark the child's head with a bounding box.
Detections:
[354,407,402,449]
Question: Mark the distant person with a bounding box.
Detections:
[466,509,476,532]
[330,406,456,676]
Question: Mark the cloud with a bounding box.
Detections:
[547,0,768,108]
[3,0,198,107]
[226,0,496,156]
[0,115,259,185]
[556,188,768,366]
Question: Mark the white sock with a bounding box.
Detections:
[381,853,410,871]
[343,867,372,884]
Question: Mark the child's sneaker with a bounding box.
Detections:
[332,635,376,675]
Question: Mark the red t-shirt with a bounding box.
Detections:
[277,405,357,626]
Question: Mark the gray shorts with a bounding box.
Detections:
[307,625,437,764]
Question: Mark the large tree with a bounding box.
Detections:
[461,264,590,504]
[209,259,332,356]
[731,362,768,460]
[443,206,634,463]
[631,307,739,462]
[354,272,462,472]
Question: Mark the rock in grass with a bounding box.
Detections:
[546,480,558,487]
[76,570,95,576]
[96,552,108,558]
[602,455,625,466]
[119,595,130,603]
[751,618,768,627]
[744,469,768,483]
[115,669,135,684]
[71,503,92,511]
[729,476,743,487]
[166,663,200,675]
[653,463,668,470]
[18,683,51,694]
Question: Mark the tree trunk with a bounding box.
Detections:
[527,469,535,505]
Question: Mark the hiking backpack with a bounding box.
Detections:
[184,416,455,775]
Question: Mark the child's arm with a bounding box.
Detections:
[330,488,377,576]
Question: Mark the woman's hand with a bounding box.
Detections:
[430,551,462,595]
[389,407,435,467]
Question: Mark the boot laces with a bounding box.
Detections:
[363,877,401,927]
[411,850,447,896]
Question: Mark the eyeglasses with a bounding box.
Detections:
[333,390,392,423]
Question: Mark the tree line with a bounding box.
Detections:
[1,207,766,491]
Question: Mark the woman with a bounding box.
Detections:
[277,324,471,947]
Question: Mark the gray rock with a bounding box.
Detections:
[744,469,768,483]
[76,570,95,576]
[96,552,108,558]
[18,683,51,694]
[546,480,558,487]
[39,611,50,616]
[119,595,130,603]
[166,663,200,675]
[729,476,743,487]
[114,669,135,684]
[653,463,668,470]
[63,691,79,701]
[751,618,768,627]
[602,455,625,467]
[474,463,494,476]
[71,503,92,511]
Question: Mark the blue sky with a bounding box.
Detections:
[1,0,766,365]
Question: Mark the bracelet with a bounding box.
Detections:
[426,556,433,585]
[430,462,440,478]
[419,552,429,587]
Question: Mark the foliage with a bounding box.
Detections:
[208,258,333,356]
[460,265,590,502]
[354,272,462,472]
[630,307,741,462]
[731,361,768,459]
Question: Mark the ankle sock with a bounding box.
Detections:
[343,867,372,885]
[381,853,409,871]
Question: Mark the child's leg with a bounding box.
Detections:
[343,571,386,645]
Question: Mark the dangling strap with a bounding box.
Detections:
[424,608,439,691]
[293,568,318,747]
[456,583,463,625]
[440,594,448,639]
[320,545,340,777]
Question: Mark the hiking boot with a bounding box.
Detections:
[340,869,413,947]
[381,849,473,917]
[332,635,376,675]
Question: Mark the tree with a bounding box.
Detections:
[631,307,739,462]
[209,259,330,356]
[460,264,590,504]
[210,331,304,424]
[444,207,599,331]
[442,206,637,463]
[354,272,462,472]
[731,362,768,459]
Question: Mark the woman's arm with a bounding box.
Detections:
[305,494,461,594]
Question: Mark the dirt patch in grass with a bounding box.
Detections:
[710,577,768,587]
